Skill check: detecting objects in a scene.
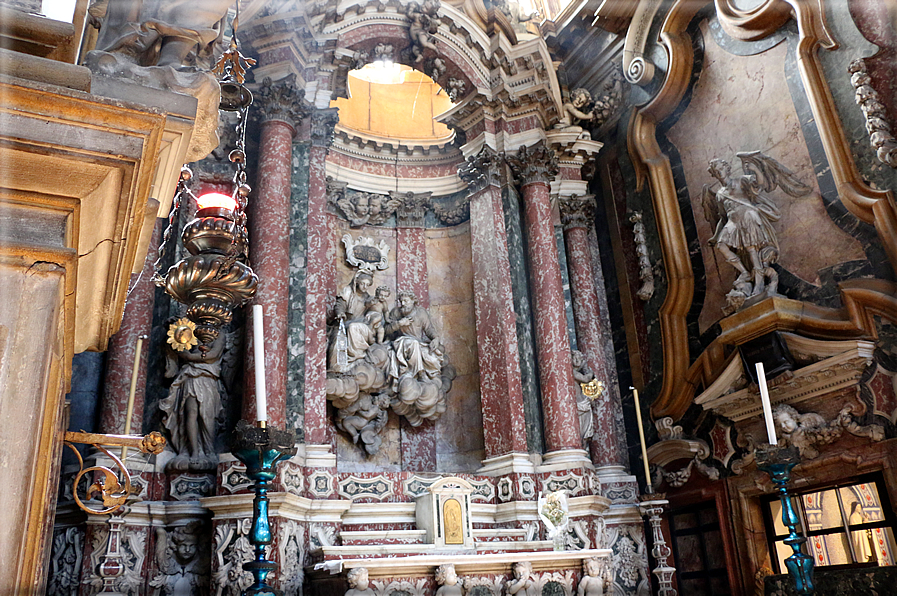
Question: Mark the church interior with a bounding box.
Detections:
[2,0,897,594]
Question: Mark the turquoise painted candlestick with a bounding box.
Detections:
[756,445,815,595]
[231,420,297,596]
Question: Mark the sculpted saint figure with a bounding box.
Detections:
[387,290,444,382]
[702,152,811,307]
[331,271,377,366]
[161,331,225,470]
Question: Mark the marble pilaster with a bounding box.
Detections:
[395,191,436,469]
[508,142,582,455]
[99,217,164,435]
[244,76,306,427]
[458,147,529,460]
[304,107,340,447]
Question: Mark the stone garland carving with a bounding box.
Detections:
[578,556,612,596]
[371,578,428,596]
[652,454,720,489]
[49,527,83,596]
[607,525,649,595]
[771,403,884,459]
[161,328,231,472]
[701,151,812,313]
[425,57,448,83]
[326,240,455,455]
[436,564,462,596]
[330,188,472,228]
[628,211,655,301]
[212,519,256,596]
[406,0,442,64]
[149,520,210,595]
[279,520,305,596]
[431,197,471,225]
[347,568,376,596]
[848,58,897,168]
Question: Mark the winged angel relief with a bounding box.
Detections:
[702,151,811,314]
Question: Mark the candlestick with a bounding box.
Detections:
[121,334,147,464]
[631,386,653,493]
[755,362,777,445]
[253,304,268,423]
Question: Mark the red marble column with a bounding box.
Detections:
[458,147,529,459]
[304,108,340,446]
[560,194,624,468]
[99,215,164,434]
[243,77,306,428]
[508,142,581,454]
[395,193,436,469]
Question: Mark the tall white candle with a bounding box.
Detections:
[631,387,653,493]
[253,304,268,423]
[755,362,777,445]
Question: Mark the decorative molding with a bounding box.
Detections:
[372,578,428,596]
[469,478,495,502]
[629,0,897,421]
[337,475,395,501]
[212,519,256,596]
[403,475,441,498]
[848,58,897,168]
[221,463,252,494]
[308,470,335,498]
[48,527,82,595]
[279,520,305,596]
[170,473,215,501]
[518,476,536,500]
[497,477,513,502]
[280,464,305,494]
[709,419,736,468]
[616,0,662,85]
[310,523,338,548]
[540,474,586,496]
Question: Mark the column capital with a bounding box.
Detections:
[507,140,559,186]
[256,74,309,132]
[459,145,503,195]
[559,194,597,230]
[310,107,340,148]
[390,191,432,228]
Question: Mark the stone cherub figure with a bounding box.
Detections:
[772,403,884,459]
[407,0,441,64]
[435,564,463,596]
[556,88,598,129]
[507,561,538,596]
[366,286,392,344]
[345,567,375,596]
[578,556,611,596]
[335,392,391,455]
[161,330,227,471]
[149,521,210,596]
[701,152,811,311]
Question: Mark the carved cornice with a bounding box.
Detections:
[255,74,308,131]
[458,145,503,195]
[311,108,340,148]
[506,140,559,185]
[558,194,596,230]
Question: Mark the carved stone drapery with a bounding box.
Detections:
[256,74,308,131]
[507,141,559,186]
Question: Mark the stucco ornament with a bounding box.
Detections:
[149,521,210,596]
[538,491,570,551]
[701,151,811,312]
[772,403,884,459]
[326,240,454,455]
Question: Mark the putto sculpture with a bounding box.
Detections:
[406,0,441,64]
[326,237,455,454]
[435,564,463,596]
[701,151,811,312]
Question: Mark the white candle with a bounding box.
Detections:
[121,334,146,464]
[631,387,653,493]
[253,304,268,424]
[755,362,777,445]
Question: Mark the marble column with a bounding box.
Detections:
[99,215,164,435]
[458,147,529,460]
[394,191,437,470]
[508,141,582,455]
[304,107,340,450]
[560,194,624,468]
[244,76,306,427]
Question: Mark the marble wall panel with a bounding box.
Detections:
[288,142,310,437]
[666,19,867,333]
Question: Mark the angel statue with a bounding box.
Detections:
[702,151,811,311]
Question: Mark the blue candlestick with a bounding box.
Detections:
[231,420,297,596]
[756,445,815,595]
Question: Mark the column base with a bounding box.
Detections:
[594,464,635,482]
[304,444,336,468]
[477,452,536,476]
[539,448,592,472]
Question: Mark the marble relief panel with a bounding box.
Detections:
[665,18,866,332]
